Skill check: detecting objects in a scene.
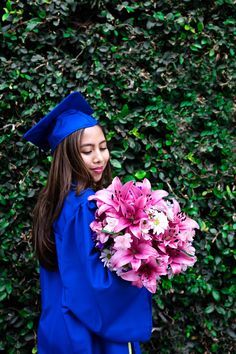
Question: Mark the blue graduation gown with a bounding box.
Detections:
[38,188,152,354]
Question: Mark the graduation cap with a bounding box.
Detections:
[23,91,98,153]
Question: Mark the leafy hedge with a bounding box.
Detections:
[0,0,235,353]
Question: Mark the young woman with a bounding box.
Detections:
[23,92,152,354]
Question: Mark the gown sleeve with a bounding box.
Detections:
[56,190,152,343]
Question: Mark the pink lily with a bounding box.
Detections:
[172,199,199,231]
[110,240,158,271]
[167,246,196,275]
[120,257,167,293]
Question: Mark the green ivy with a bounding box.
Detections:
[0,0,235,353]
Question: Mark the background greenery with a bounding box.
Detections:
[0,0,235,353]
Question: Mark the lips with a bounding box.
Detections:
[92,167,104,174]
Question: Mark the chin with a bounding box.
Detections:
[92,175,103,182]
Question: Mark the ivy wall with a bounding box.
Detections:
[0,0,235,353]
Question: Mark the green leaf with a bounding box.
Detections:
[211,344,219,353]
[111,150,124,159]
[0,220,9,232]
[179,55,184,64]
[215,306,226,315]
[197,22,204,32]
[122,175,135,183]
[27,321,34,330]
[135,170,146,180]
[38,10,46,19]
[176,17,185,25]
[226,185,234,199]
[2,13,9,21]
[6,0,12,11]
[154,12,165,21]
[209,49,215,57]
[110,159,122,169]
[205,304,215,314]
[150,166,157,173]
[0,292,7,302]
[0,195,7,205]
[5,283,12,294]
[25,18,41,32]
[120,104,129,117]
[155,296,165,309]
[212,290,221,302]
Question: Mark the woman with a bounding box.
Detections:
[23,91,152,354]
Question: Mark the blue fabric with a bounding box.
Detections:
[38,188,152,354]
[23,92,98,152]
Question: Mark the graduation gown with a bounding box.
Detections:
[38,188,152,354]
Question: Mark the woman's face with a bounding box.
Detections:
[80,125,110,182]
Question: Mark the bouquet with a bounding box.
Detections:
[89,177,199,293]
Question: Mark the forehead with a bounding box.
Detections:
[80,125,105,144]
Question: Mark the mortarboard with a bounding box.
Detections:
[23,91,98,153]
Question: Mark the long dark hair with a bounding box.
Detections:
[32,127,112,270]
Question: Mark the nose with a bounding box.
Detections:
[93,149,103,163]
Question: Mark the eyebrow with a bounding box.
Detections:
[80,140,107,148]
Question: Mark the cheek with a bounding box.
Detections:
[105,150,110,163]
[81,155,91,167]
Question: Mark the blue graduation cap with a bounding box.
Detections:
[23,91,98,153]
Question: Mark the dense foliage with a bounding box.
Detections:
[0,0,235,353]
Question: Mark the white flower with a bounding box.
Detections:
[100,249,112,268]
[150,211,169,235]
[103,217,118,232]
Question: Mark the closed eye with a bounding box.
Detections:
[81,151,92,155]
[81,147,107,155]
